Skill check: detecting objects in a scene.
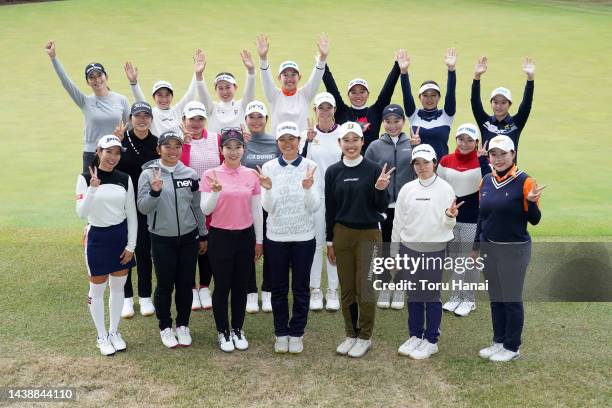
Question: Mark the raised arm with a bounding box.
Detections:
[370,57,400,114]
[239,50,256,110]
[514,57,535,129]
[176,49,205,113]
[256,33,279,106]
[45,41,86,109]
[443,48,457,116]
[124,61,147,103]
[300,33,329,101]
[471,56,489,124]
[192,49,215,116]
[397,49,416,117]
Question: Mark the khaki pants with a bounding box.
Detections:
[333,224,381,340]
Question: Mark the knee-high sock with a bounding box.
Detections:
[109,275,127,333]
[89,281,108,338]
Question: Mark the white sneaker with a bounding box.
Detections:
[398,336,422,356]
[218,331,235,353]
[348,338,372,358]
[309,288,324,311]
[489,347,520,362]
[288,336,304,354]
[261,291,273,312]
[191,289,202,311]
[325,289,340,311]
[139,297,155,316]
[231,329,249,351]
[160,328,178,349]
[245,292,259,313]
[198,287,212,310]
[121,297,135,319]
[336,337,358,355]
[275,336,289,354]
[176,326,192,347]
[376,290,391,309]
[390,289,405,310]
[108,332,127,352]
[442,297,461,312]
[478,342,504,359]
[454,301,476,317]
[409,339,438,360]
[96,336,115,356]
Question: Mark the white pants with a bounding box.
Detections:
[448,222,480,301]
[309,202,339,290]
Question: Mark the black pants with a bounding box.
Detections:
[194,252,213,287]
[266,238,316,337]
[151,230,199,330]
[247,210,270,293]
[208,226,254,332]
[379,207,396,284]
[125,211,153,298]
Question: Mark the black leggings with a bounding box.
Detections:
[125,211,153,298]
[247,210,270,293]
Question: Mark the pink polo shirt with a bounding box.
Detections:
[201,162,261,230]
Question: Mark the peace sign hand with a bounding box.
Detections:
[445,198,465,218]
[44,40,56,58]
[255,33,269,59]
[477,140,488,158]
[179,123,194,144]
[306,118,316,142]
[240,123,252,143]
[89,166,100,188]
[240,49,255,74]
[375,163,396,190]
[474,56,488,80]
[150,168,163,192]
[522,56,535,80]
[255,165,272,190]
[409,126,421,146]
[302,165,316,190]
[526,180,546,202]
[113,120,128,141]
[205,170,223,193]
[445,47,457,71]
[124,61,138,84]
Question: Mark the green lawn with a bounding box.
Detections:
[1,0,611,406]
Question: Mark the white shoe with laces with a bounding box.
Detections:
[261,291,273,312]
[409,339,438,360]
[218,331,235,353]
[121,297,135,319]
[309,288,323,311]
[288,336,304,354]
[191,289,202,311]
[489,347,520,362]
[454,301,476,317]
[245,292,259,313]
[97,336,115,356]
[176,326,192,347]
[325,289,340,311]
[336,337,358,355]
[199,287,212,310]
[160,328,178,349]
[479,342,504,359]
[390,289,405,310]
[139,297,155,316]
[231,329,249,351]
[275,336,289,353]
[442,296,462,312]
[376,290,391,309]
[108,332,126,351]
[398,336,422,356]
[347,338,372,358]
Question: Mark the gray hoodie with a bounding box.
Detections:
[137,159,206,238]
[364,133,415,204]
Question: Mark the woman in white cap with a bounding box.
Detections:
[200,129,263,353]
[326,122,394,358]
[124,49,205,136]
[194,49,256,136]
[393,144,462,360]
[255,33,329,133]
[364,103,415,310]
[471,57,535,159]
[45,41,130,172]
[241,101,280,313]
[137,131,207,349]
[397,48,457,160]
[438,123,491,317]
[76,135,137,356]
[474,135,544,362]
[257,121,319,354]
[300,92,342,312]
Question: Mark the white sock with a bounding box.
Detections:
[88,281,108,338]
[109,275,127,333]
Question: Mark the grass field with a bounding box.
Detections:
[1,0,611,407]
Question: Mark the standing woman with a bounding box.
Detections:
[200,129,263,353]
[137,131,207,349]
[364,104,415,310]
[258,121,320,354]
[393,144,461,360]
[45,41,130,172]
[326,122,393,358]
[241,101,280,313]
[300,92,341,312]
[114,102,159,319]
[398,48,457,160]
[76,135,137,356]
[475,135,544,362]
[438,123,491,317]
[471,56,535,159]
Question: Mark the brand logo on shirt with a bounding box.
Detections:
[343,178,359,182]
[174,178,193,189]
[415,198,431,201]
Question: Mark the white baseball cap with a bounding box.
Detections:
[455,123,480,140]
[152,80,174,96]
[490,87,512,103]
[276,121,300,139]
[418,83,441,95]
[411,144,437,163]
[245,100,267,117]
[338,122,364,139]
[97,135,126,151]
[214,73,237,86]
[347,78,369,92]
[488,135,515,152]
[278,60,300,76]
[314,92,336,107]
[182,101,207,119]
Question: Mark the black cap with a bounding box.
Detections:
[130,101,153,117]
[220,128,245,146]
[158,131,183,146]
[85,62,107,79]
[382,104,405,120]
